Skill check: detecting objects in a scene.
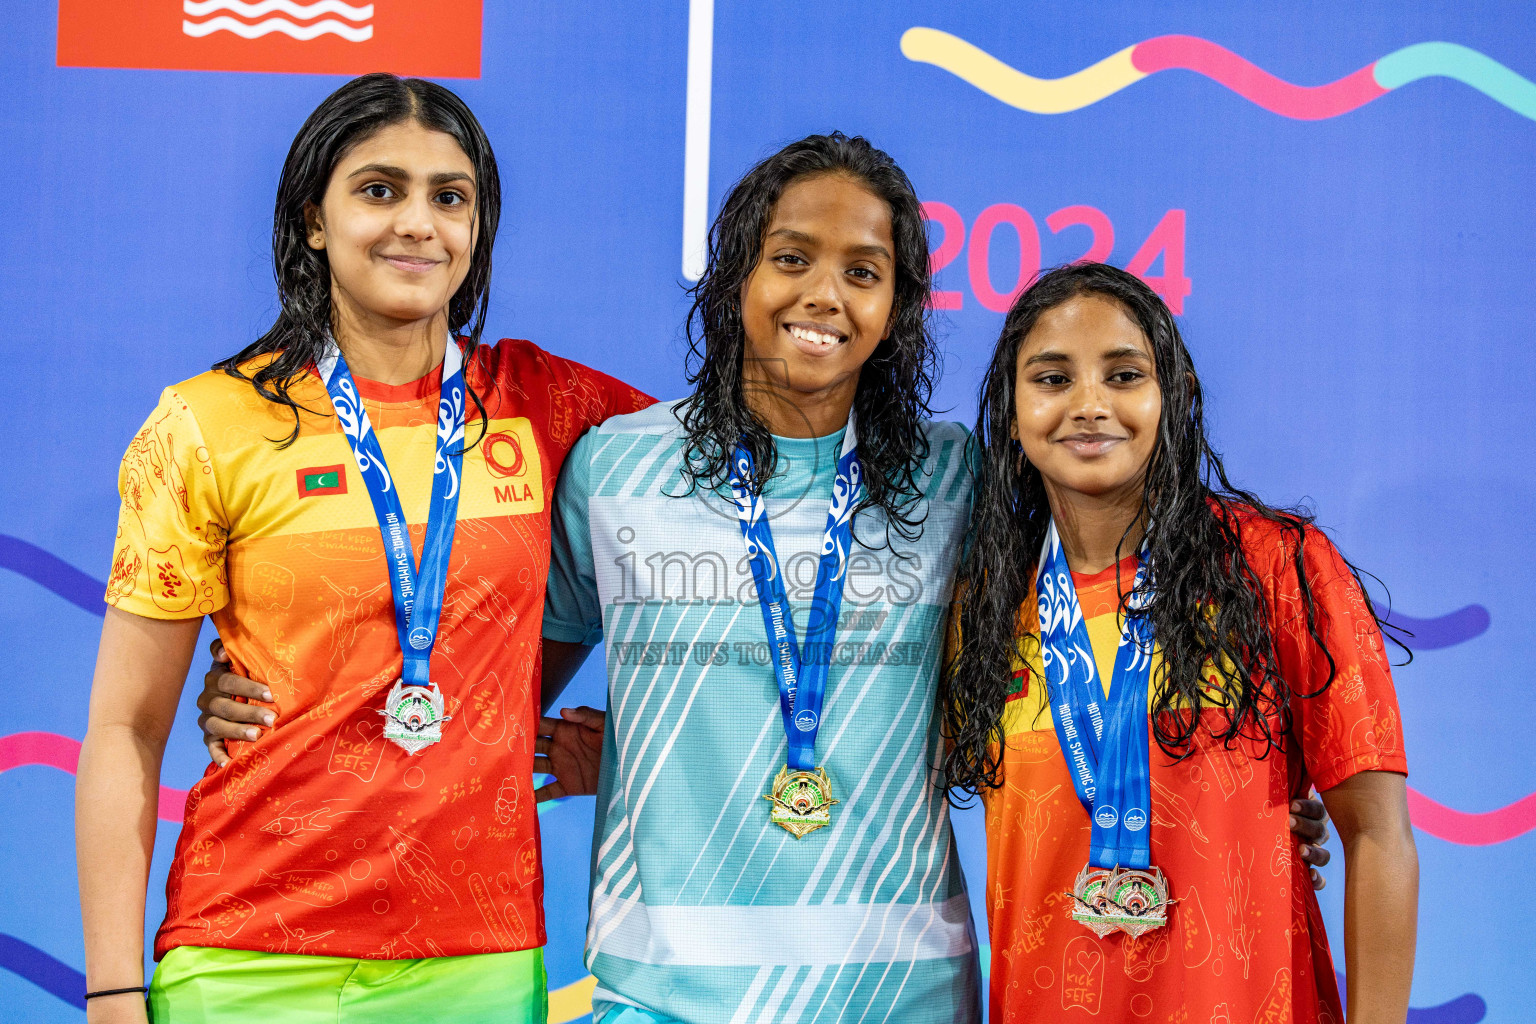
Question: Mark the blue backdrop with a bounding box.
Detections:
[3,2,1532,1021]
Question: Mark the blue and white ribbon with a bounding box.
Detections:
[317,338,466,689]
[728,422,861,772]
[1036,520,1156,869]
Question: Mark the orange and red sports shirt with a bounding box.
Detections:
[982,509,1406,1023]
[105,338,651,961]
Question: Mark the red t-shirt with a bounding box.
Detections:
[981,510,1407,1023]
[106,339,652,960]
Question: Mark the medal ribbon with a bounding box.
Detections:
[728,422,861,772]
[1036,520,1156,869]
[317,339,467,688]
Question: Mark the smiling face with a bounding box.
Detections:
[305,120,478,335]
[1013,292,1163,506]
[738,173,896,434]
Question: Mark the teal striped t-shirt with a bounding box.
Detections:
[544,400,980,1024]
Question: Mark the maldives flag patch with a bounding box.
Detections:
[297,464,347,498]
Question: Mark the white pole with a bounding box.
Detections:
[681,0,714,282]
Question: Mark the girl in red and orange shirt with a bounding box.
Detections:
[944,263,1417,1023]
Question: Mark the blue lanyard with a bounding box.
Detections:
[728,424,861,772]
[317,339,467,687]
[1036,521,1156,869]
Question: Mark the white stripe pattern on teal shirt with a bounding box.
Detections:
[544,400,981,1024]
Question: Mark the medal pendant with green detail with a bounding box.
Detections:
[765,766,837,838]
[1066,864,1173,938]
[379,679,451,755]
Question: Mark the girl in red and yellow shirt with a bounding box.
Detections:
[944,263,1416,1024]
[77,74,646,1024]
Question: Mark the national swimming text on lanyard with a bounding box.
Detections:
[317,338,466,754]
[1037,521,1172,937]
[729,421,860,837]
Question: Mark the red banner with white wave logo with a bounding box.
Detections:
[57,0,482,77]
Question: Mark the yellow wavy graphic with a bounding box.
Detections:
[550,974,597,1023]
[899,27,1145,114]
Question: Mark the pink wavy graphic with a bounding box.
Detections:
[3,731,1532,844]
[0,732,189,822]
[1131,35,1388,120]
[1406,787,1536,847]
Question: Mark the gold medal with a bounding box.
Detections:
[1066,864,1173,938]
[764,766,838,837]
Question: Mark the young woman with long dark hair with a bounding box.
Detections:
[943,262,1417,1023]
[76,74,644,1024]
[537,132,983,1024]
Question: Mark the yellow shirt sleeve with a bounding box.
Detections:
[105,386,230,619]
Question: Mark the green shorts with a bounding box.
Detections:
[149,945,547,1024]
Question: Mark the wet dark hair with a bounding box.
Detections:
[940,262,1401,798]
[673,132,938,542]
[215,73,500,444]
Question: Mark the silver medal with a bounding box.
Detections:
[380,679,450,755]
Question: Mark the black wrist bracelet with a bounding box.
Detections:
[84,986,148,1000]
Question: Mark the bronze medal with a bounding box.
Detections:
[1066,864,1173,938]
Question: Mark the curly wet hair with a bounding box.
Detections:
[940,262,1401,799]
[672,132,939,543]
